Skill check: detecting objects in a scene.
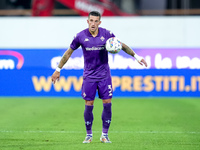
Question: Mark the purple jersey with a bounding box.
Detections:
[70,27,115,81]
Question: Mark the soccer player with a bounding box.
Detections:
[51,11,147,143]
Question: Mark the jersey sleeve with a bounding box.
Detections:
[70,33,80,50]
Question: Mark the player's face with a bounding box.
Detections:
[87,15,101,34]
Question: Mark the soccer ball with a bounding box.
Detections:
[105,37,122,54]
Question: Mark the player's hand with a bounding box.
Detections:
[138,58,147,67]
[134,54,148,67]
[51,71,60,84]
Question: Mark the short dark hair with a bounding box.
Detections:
[88,11,101,20]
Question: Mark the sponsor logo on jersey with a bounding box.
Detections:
[84,38,89,42]
[85,47,105,51]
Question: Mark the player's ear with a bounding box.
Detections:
[87,19,89,24]
[99,21,102,25]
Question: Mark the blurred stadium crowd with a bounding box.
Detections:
[0,0,200,16]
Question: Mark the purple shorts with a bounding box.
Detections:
[81,77,113,100]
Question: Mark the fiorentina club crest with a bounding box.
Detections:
[100,36,105,41]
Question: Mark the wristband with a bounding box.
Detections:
[134,53,143,62]
[56,67,61,72]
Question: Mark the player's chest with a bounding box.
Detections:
[80,36,107,48]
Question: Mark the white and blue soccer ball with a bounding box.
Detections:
[105,37,122,54]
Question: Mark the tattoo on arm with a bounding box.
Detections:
[122,43,135,57]
[58,48,73,68]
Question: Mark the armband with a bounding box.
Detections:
[134,53,143,62]
[56,67,61,72]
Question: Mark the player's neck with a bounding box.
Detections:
[89,29,99,37]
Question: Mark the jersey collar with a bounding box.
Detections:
[87,28,101,37]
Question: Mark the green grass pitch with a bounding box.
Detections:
[0,97,200,150]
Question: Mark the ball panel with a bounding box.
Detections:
[106,37,122,54]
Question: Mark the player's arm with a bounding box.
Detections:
[122,43,147,67]
[51,48,74,84]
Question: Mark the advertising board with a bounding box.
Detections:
[0,49,199,97]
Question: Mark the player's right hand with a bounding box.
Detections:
[51,71,60,84]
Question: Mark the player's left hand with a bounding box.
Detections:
[134,54,147,67]
[138,58,147,67]
[51,71,60,84]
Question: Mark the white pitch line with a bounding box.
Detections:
[0,130,200,134]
